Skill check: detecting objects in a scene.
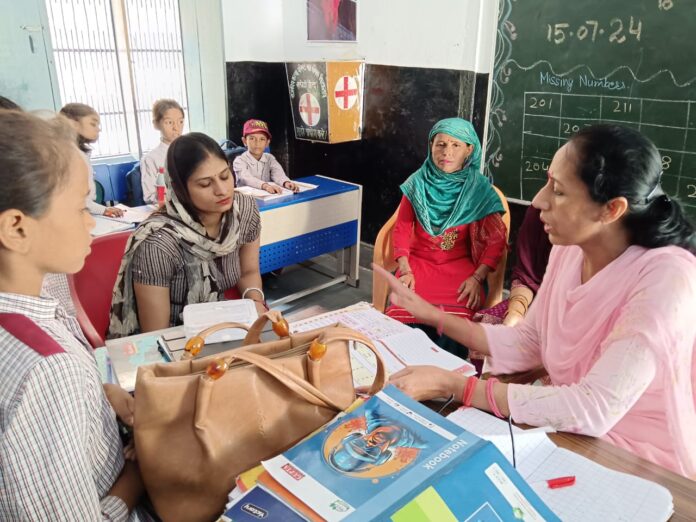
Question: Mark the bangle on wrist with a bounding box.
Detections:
[508,295,529,315]
[461,376,478,407]
[471,273,484,284]
[399,270,412,277]
[485,377,505,418]
[242,287,265,302]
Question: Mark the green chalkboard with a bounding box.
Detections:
[485,0,696,220]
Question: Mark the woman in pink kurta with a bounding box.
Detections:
[376,124,696,478]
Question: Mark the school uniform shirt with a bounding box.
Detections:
[233,150,291,190]
[41,272,76,317]
[140,140,169,204]
[0,292,139,521]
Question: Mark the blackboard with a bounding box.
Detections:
[484,0,696,221]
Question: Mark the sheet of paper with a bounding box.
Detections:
[379,329,476,376]
[91,215,135,236]
[235,185,294,201]
[293,181,317,191]
[112,204,155,223]
[446,408,674,522]
[290,303,410,340]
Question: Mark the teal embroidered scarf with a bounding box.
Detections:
[400,118,504,236]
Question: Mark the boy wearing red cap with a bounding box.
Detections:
[233,119,298,194]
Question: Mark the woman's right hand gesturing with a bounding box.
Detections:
[373,264,438,325]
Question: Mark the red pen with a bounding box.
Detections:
[543,476,576,489]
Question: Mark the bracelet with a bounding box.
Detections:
[485,377,505,418]
[471,273,484,284]
[399,270,412,277]
[508,295,529,315]
[242,287,265,302]
[436,305,446,337]
[461,376,478,407]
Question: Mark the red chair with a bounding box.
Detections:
[68,231,131,348]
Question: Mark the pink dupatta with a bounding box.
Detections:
[533,244,696,477]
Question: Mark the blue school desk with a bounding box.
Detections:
[256,175,362,305]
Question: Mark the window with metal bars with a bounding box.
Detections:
[45,0,188,159]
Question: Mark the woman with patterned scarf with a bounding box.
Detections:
[386,118,507,357]
[108,133,264,338]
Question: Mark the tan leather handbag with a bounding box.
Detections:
[134,311,386,522]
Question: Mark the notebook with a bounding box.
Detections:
[446,408,674,522]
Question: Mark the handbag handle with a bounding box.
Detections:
[221,350,345,410]
[209,326,387,406]
[184,310,287,357]
[242,310,288,345]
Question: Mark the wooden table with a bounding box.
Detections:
[549,431,695,521]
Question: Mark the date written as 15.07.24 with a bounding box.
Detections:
[546,17,642,45]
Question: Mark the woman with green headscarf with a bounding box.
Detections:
[386,118,507,354]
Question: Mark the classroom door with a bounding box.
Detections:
[0,0,59,111]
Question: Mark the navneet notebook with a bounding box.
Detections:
[262,385,560,522]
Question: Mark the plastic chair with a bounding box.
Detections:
[94,180,105,205]
[93,164,115,203]
[371,186,511,313]
[67,231,131,348]
[125,162,146,207]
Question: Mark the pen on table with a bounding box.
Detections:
[156,336,174,362]
[532,476,576,489]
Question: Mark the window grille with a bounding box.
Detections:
[45,0,188,158]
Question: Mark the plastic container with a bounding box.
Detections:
[183,299,259,344]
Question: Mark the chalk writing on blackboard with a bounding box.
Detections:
[485,0,696,220]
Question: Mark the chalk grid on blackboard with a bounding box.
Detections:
[519,92,696,208]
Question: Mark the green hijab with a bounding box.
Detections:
[400,117,504,236]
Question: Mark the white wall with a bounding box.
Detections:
[223,0,498,73]
[180,0,227,141]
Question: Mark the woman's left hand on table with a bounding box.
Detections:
[457,277,482,310]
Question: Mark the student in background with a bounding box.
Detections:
[140,99,184,204]
[60,103,124,218]
[376,124,696,478]
[0,111,144,519]
[108,133,265,337]
[233,118,298,194]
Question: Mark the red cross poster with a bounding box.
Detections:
[334,75,358,110]
[287,62,330,142]
[286,61,364,143]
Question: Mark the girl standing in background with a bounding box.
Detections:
[140,99,185,204]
